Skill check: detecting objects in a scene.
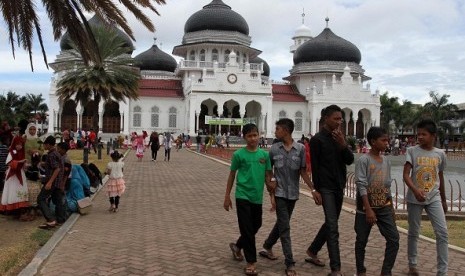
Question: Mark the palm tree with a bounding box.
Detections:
[380,92,401,134]
[24,93,48,116]
[424,91,458,124]
[1,0,166,71]
[55,25,140,132]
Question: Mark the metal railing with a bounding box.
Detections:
[344,172,464,212]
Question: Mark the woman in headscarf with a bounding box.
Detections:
[0,135,29,214]
[23,123,43,164]
[66,164,90,213]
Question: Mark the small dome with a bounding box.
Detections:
[60,15,134,54]
[249,56,270,77]
[134,45,177,72]
[293,24,312,38]
[293,27,361,65]
[184,0,249,35]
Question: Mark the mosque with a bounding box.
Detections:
[48,0,380,139]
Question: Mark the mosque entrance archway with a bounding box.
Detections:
[103,101,121,133]
[61,100,77,131]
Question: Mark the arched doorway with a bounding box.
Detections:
[199,99,218,134]
[82,101,96,130]
[222,99,240,136]
[61,100,77,131]
[103,101,121,133]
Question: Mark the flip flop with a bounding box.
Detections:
[38,223,56,230]
[258,250,278,260]
[305,257,325,267]
[285,268,297,276]
[229,243,244,261]
[244,267,258,275]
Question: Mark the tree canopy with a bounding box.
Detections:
[1,0,166,71]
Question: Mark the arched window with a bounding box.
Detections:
[224,49,231,62]
[151,106,159,127]
[236,51,240,63]
[168,107,177,128]
[189,50,195,61]
[279,110,287,119]
[243,53,247,63]
[212,49,219,62]
[200,49,206,62]
[295,111,303,132]
[133,106,142,127]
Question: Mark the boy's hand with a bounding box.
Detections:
[223,196,233,211]
[312,190,322,205]
[365,208,376,226]
[413,189,426,202]
[269,195,276,212]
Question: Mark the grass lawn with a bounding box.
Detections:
[396,220,465,249]
[0,148,119,275]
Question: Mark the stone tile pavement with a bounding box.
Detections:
[34,149,465,276]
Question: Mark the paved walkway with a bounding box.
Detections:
[36,149,465,276]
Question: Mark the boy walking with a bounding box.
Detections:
[403,119,448,276]
[354,127,399,276]
[224,123,274,276]
[259,118,315,276]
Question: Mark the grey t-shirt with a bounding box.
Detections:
[270,141,306,200]
[405,145,447,205]
[355,154,392,212]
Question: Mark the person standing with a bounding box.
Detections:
[305,105,354,276]
[148,132,160,162]
[37,136,66,229]
[403,119,448,276]
[163,132,174,161]
[354,127,399,276]
[196,135,202,153]
[105,151,126,213]
[224,123,274,276]
[259,118,315,276]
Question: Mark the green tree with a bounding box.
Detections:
[423,91,458,139]
[55,25,140,132]
[380,92,401,133]
[1,0,166,71]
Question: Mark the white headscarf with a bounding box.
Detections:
[25,123,38,139]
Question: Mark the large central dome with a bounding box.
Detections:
[293,27,361,65]
[184,0,249,35]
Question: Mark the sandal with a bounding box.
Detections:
[229,243,244,261]
[305,250,325,267]
[285,267,297,276]
[258,250,278,260]
[244,266,258,275]
[38,222,56,230]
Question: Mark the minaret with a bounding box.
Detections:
[290,8,312,53]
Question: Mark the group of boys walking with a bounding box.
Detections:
[224,104,449,276]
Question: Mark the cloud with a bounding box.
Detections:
[0,0,464,106]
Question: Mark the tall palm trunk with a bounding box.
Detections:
[92,92,101,132]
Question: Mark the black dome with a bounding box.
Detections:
[293,28,361,65]
[134,45,177,72]
[60,15,134,54]
[184,0,249,35]
[249,56,270,77]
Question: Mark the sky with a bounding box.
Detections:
[1,0,464,106]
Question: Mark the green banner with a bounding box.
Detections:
[205,116,244,126]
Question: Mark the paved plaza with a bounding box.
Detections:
[33,149,465,275]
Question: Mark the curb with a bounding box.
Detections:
[192,149,465,255]
[19,150,130,276]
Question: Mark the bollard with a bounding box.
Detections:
[83,147,89,164]
[97,143,102,160]
[107,141,111,155]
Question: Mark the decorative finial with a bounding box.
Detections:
[302,8,305,25]
[153,37,157,45]
[325,17,329,28]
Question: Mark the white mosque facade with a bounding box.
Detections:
[48,0,380,139]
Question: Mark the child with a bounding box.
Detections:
[354,127,399,276]
[223,123,274,276]
[135,135,145,161]
[105,151,125,212]
[403,119,448,276]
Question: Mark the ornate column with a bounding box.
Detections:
[266,96,273,138]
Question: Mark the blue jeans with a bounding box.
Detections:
[307,189,343,271]
[263,197,296,268]
[235,199,262,263]
[37,186,68,223]
[407,201,448,276]
[354,206,399,275]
